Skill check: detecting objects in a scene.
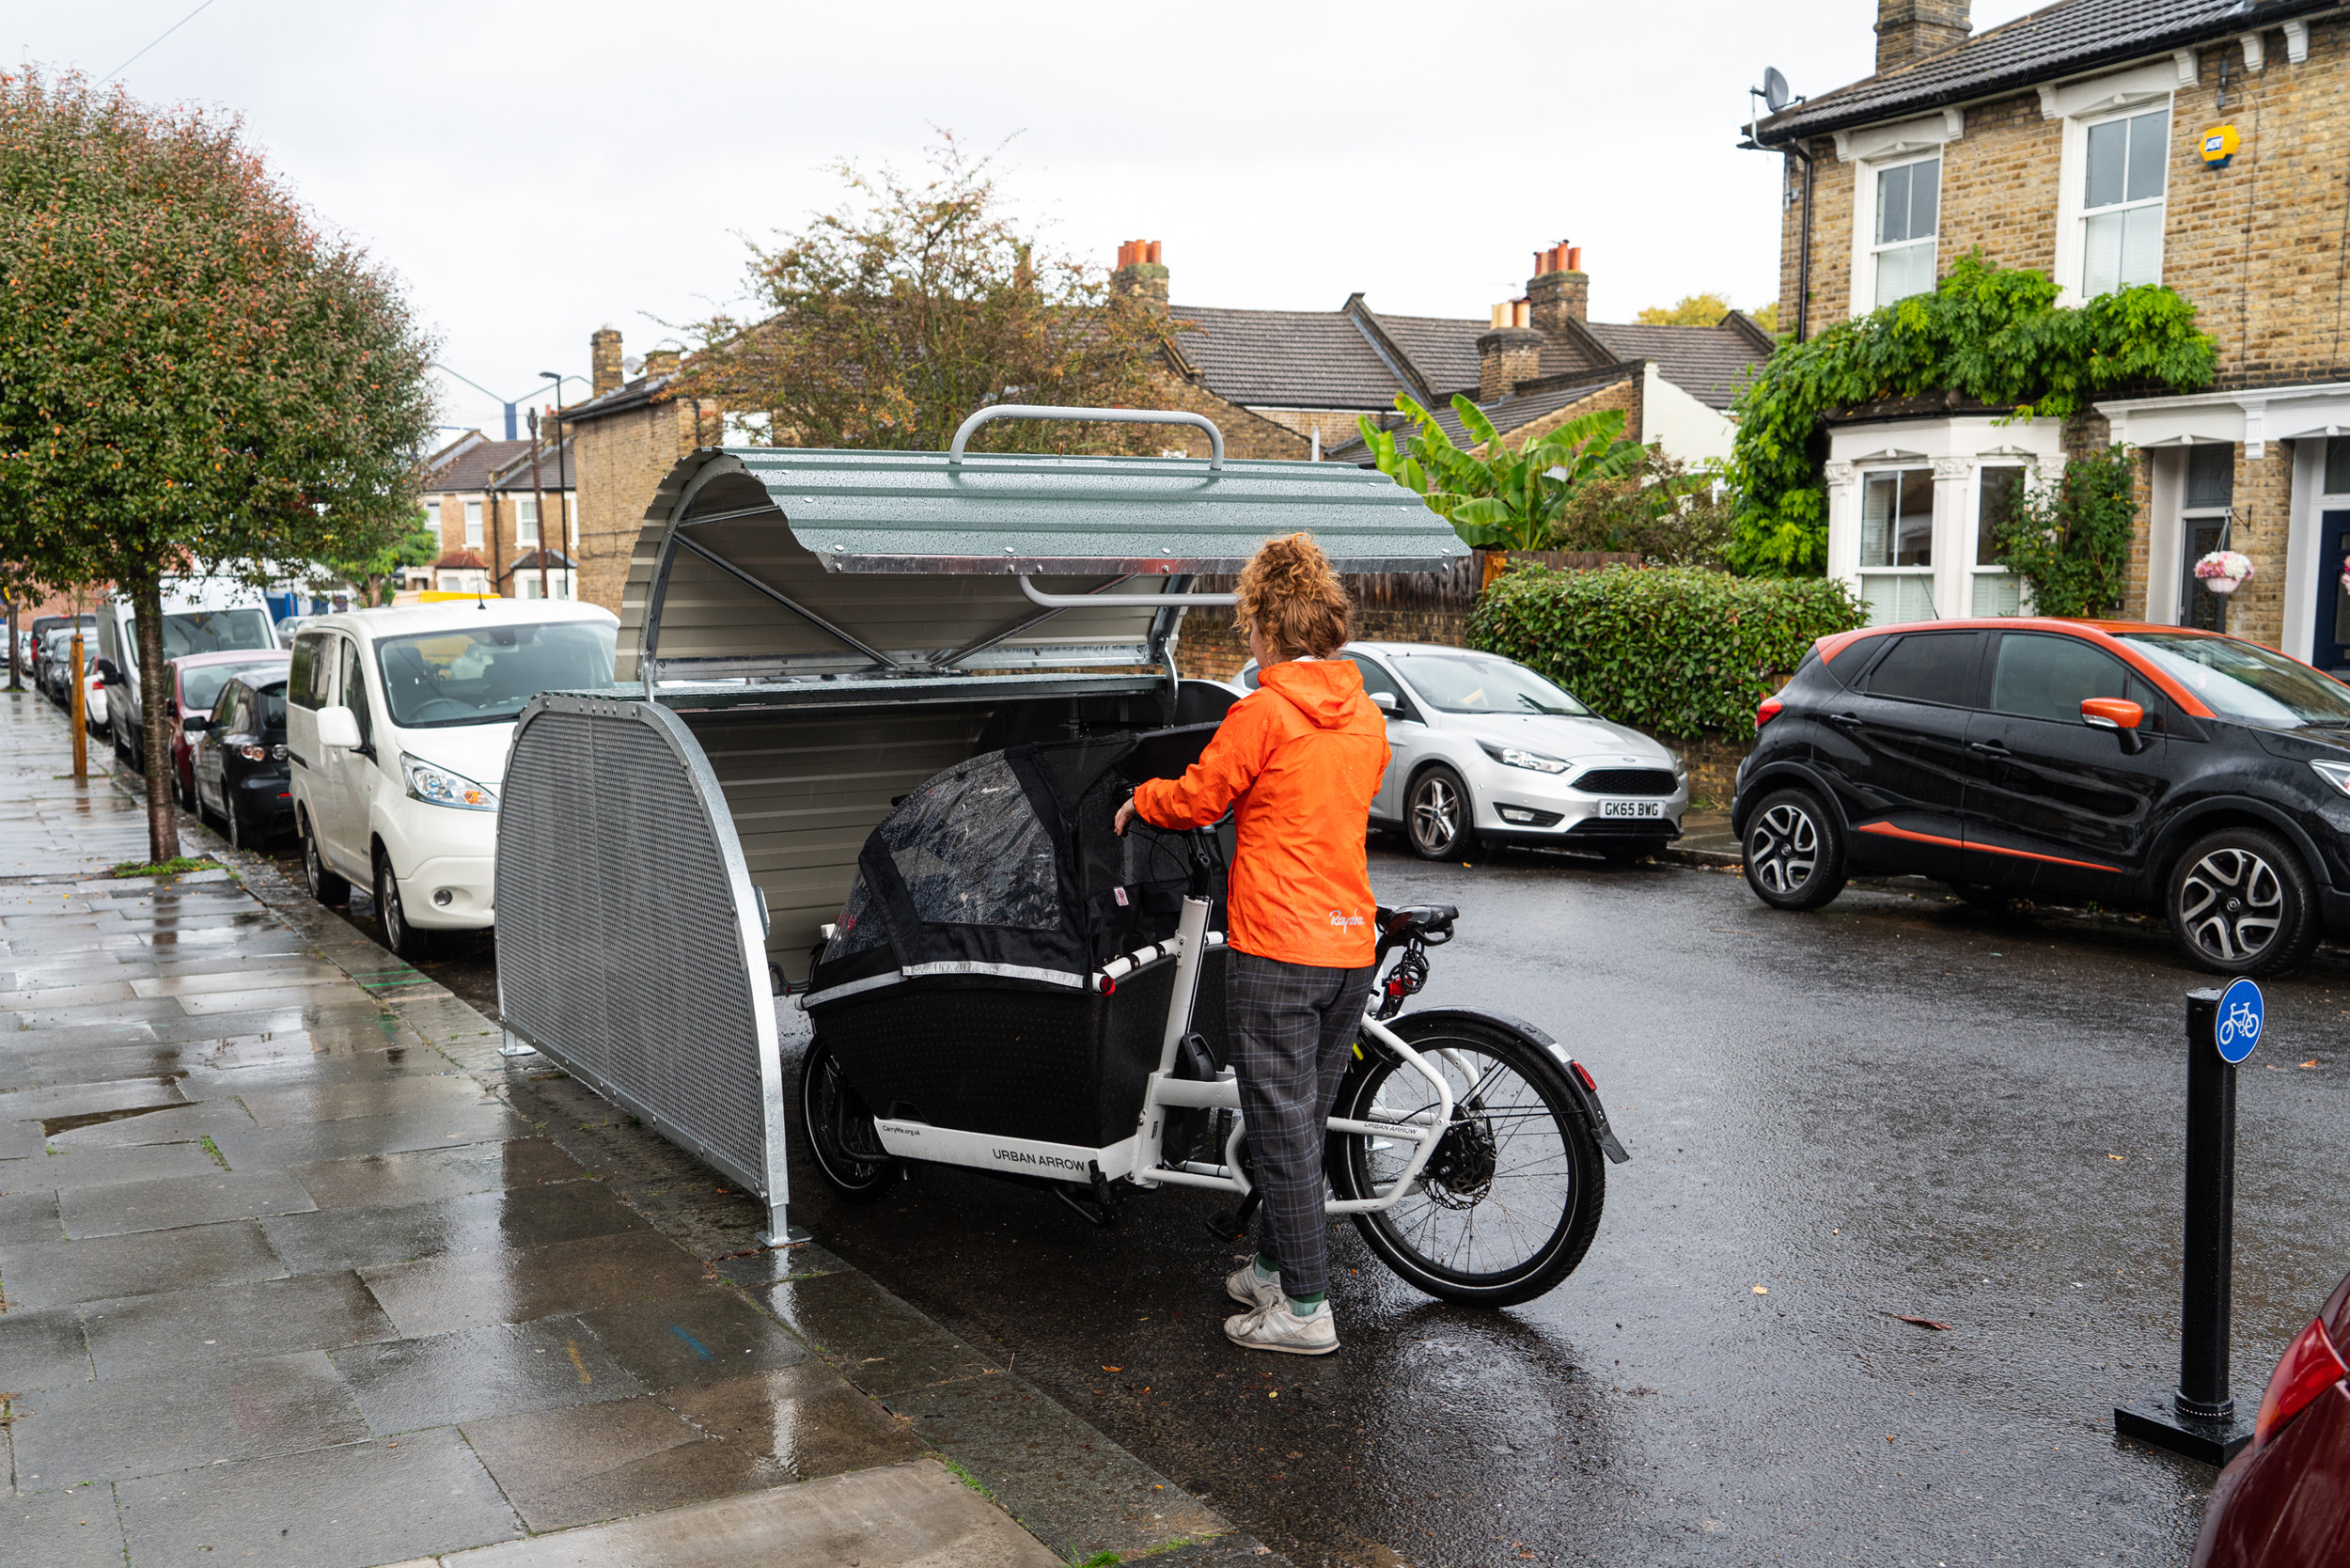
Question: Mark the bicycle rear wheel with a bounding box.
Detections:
[1328,1014,1602,1307]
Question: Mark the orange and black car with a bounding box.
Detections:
[1731,618,2350,977]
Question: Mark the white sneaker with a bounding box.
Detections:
[1227,1258,1282,1310]
[1224,1298,1340,1356]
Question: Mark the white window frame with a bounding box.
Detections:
[1864,152,1942,312]
[515,494,539,546]
[1837,111,1962,321]
[1856,465,1939,625]
[1970,463,2031,617]
[462,497,483,548]
[2047,65,2178,307]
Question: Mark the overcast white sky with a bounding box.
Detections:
[24,1,2049,437]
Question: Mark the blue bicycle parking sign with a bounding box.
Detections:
[2215,978,2264,1064]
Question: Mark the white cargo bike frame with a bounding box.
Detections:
[862,890,1454,1213]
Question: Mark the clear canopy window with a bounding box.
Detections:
[2118,633,2350,729]
[374,621,617,729]
[1389,651,1590,716]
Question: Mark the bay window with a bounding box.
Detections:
[1973,466,2026,616]
[1860,467,1936,623]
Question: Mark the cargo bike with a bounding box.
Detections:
[494,405,1627,1309]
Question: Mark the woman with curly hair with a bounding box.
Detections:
[1115,531,1387,1355]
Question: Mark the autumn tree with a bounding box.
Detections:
[0,71,436,862]
[1636,292,1778,333]
[673,135,1169,452]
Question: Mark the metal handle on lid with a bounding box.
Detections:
[948,404,1225,470]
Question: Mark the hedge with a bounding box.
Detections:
[1468,564,1866,741]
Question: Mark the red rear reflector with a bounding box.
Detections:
[2255,1315,2348,1450]
[1756,698,1784,729]
[1098,976,1116,996]
[1570,1059,1597,1093]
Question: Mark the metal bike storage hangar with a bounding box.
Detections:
[494,406,1465,1242]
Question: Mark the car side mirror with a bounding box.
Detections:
[314,705,362,749]
[181,714,209,736]
[1370,691,1398,713]
[93,658,120,683]
[2081,697,2148,753]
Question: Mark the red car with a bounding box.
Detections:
[2192,1266,2350,1563]
[165,649,290,810]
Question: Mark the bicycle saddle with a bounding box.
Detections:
[1376,904,1458,944]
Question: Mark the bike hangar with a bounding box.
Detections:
[494,406,1467,1242]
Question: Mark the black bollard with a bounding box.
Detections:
[2114,986,2257,1466]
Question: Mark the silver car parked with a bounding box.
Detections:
[1235,641,1688,862]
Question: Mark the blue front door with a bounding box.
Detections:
[2312,510,2350,676]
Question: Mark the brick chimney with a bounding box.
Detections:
[1525,242,1588,338]
[1478,321,1545,401]
[1111,239,1169,315]
[1875,0,1969,73]
[590,327,623,397]
[643,347,681,381]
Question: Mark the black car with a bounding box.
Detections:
[1731,617,2350,977]
[190,672,292,850]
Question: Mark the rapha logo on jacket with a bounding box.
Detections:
[1327,909,1366,930]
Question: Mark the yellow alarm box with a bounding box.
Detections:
[2203,124,2240,167]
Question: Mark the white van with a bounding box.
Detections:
[286,599,619,958]
[94,577,278,770]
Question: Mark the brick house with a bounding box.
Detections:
[416,430,581,600]
[1753,0,2350,665]
[556,244,1768,616]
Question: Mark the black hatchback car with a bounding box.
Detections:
[189,671,292,850]
[1731,617,2350,977]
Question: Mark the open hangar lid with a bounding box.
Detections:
[614,404,1464,694]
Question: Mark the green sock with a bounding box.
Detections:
[1287,1291,1325,1318]
[1252,1255,1280,1286]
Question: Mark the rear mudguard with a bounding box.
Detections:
[1384,1006,1631,1164]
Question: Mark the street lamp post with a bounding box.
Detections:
[526,408,551,602]
[540,373,570,601]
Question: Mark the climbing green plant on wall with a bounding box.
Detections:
[1726,254,2217,575]
[1991,446,2139,618]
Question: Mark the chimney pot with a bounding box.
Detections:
[1147,240,1162,264]
[1567,245,1582,272]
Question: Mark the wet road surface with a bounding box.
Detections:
[775,843,2350,1568]
[277,823,2350,1565]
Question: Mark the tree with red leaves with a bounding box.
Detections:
[0,70,437,863]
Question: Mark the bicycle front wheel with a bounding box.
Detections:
[1328,1014,1603,1308]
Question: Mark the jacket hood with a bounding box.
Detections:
[1258,658,1370,729]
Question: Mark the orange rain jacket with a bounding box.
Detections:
[1133,659,1389,968]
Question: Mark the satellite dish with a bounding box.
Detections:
[1763,67,1792,112]
[622,355,646,376]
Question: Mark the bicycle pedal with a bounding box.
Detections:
[1202,1210,1247,1242]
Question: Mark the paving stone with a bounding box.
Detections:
[330,1315,643,1433]
[209,1101,532,1168]
[289,1137,587,1211]
[8,1348,369,1486]
[0,1075,184,1125]
[237,1071,494,1127]
[115,1424,519,1565]
[260,1179,648,1274]
[80,1268,395,1377]
[0,1304,93,1391]
[660,1362,927,1478]
[128,964,342,997]
[0,1483,129,1568]
[0,1217,285,1309]
[0,996,187,1032]
[41,1099,257,1151]
[0,980,137,1010]
[59,1166,315,1236]
[459,1394,775,1532]
[360,1228,711,1340]
[178,983,377,1017]
[0,1186,63,1242]
[746,1267,1001,1395]
[180,1042,446,1092]
[883,1372,1226,1561]
[30,1140,225,1192]
[713,1239,853,1288]
[0,1117,41,1159]
[573,1287,811,1393]
[440,1457,1061,1568]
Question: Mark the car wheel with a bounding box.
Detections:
[374,847,432,962]
[1406,765,1476,861]
[1741,788,1847,911]
[225,797,246,853]
[2166,827,2321,977]
[301,814,351,906]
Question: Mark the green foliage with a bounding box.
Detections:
[1992,446,2138,618]
[1470,564,1866,740]
[1549,450,1736,568]
[1726,254,2217,574]
[1355,396,1647,549]
[322,512,438,606]
[1634,293,1777,332]
[110,855,210,878]
[675,133,1167,452]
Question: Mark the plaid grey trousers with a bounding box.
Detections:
[1228,949,1377,1301]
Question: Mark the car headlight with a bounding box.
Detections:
[2312,760,2350,799]
[1671,751,1688,781]
[400,753,498,811]
[1478,740,1571,774]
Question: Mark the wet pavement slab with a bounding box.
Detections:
[0,689,1217,1567]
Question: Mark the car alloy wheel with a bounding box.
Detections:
[1749,803,1817,895]
[302,817,350,905]
[2176,846,2284,964]
[1407,766,1473,860]
[375,849,430,962]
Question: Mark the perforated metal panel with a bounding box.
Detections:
[496,694,794,1239]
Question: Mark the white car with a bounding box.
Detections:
[1235,641,1688,862]
[92,576,279,772]
[286,599,619,958]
